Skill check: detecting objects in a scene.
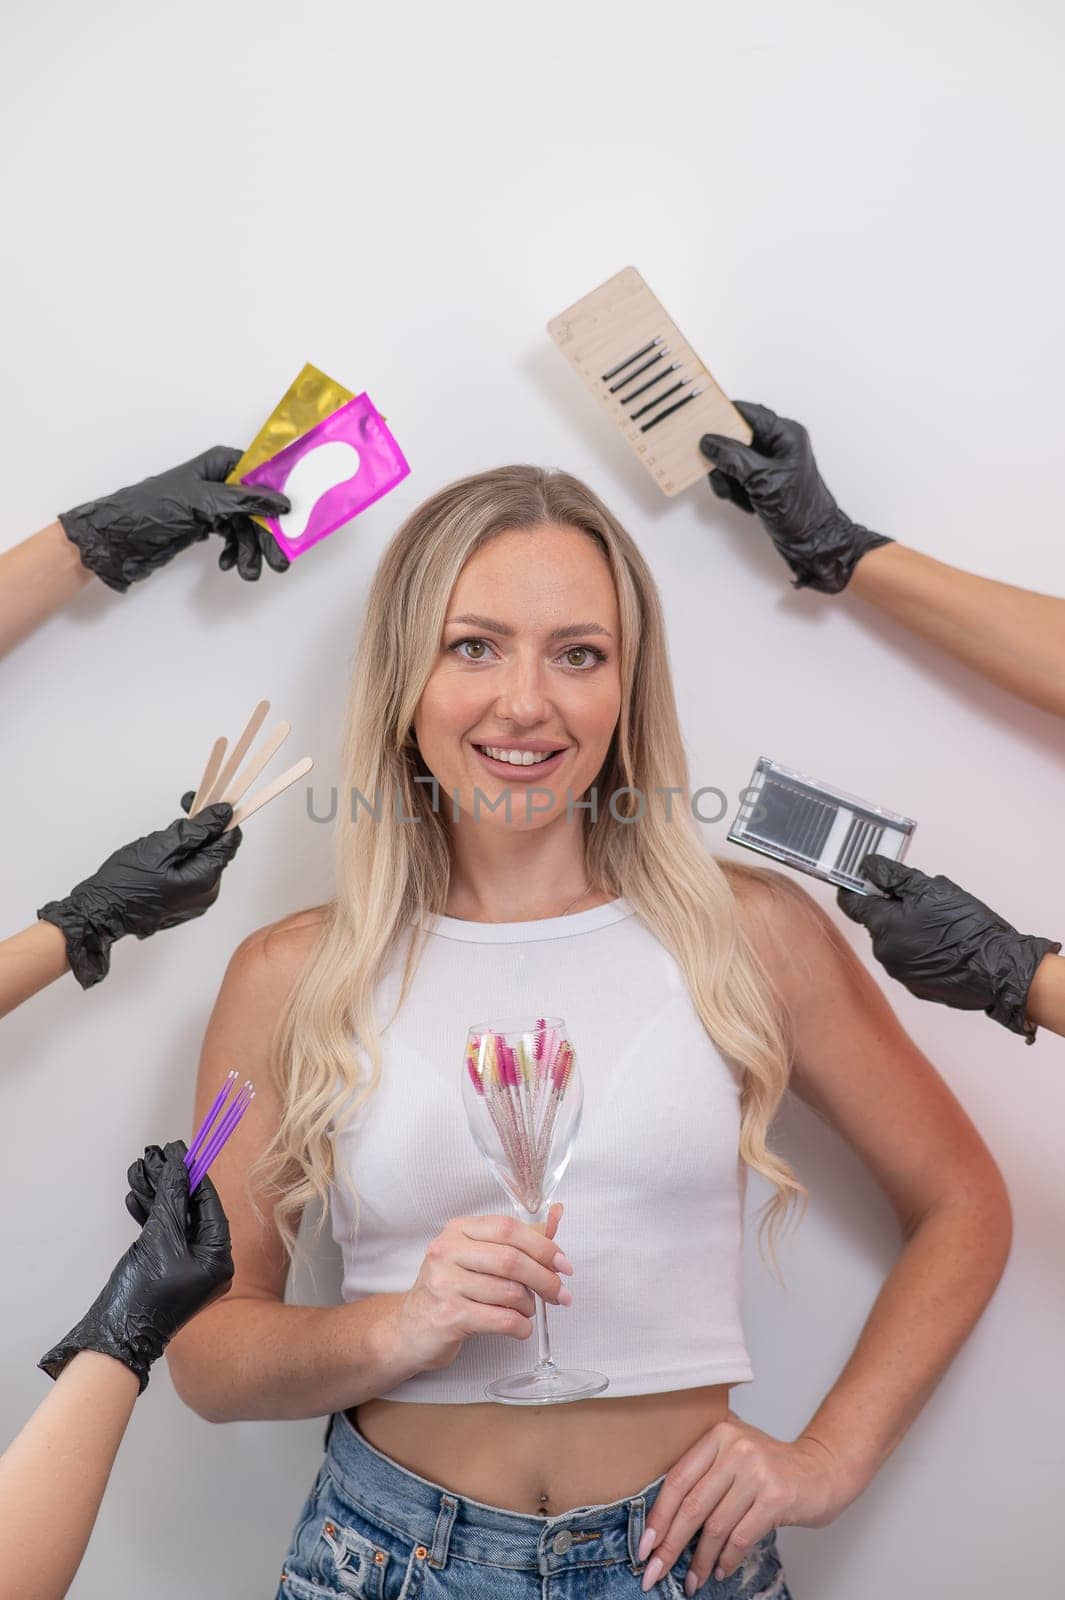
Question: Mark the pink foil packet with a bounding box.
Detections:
[239,393,410,561]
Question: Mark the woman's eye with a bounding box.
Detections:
[560,646,606,669]
[450,637,494,662]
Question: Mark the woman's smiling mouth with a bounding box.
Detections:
[470,742,569,779]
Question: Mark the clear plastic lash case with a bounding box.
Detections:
[727,756,917,895]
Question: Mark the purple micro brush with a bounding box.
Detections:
[188,1082,254,1192]
[185,1070,239,1170]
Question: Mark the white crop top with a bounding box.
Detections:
[327,897,753,1402]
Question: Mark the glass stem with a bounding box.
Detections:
[521,1200,556,1373]
[534,1291,555,1373]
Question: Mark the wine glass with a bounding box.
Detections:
[462,1014,609,1404]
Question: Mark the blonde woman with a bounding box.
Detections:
[167,467,1011,1600]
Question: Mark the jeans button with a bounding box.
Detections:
[552,1530,573,1554]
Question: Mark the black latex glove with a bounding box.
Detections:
[37,795,242,990]
[124,1138,216,1228]
[38,1141,234,1394]
[698,401,894,593]
[58,445,292,592]
[838,854,1062,1043]
[125,1143,168,1228]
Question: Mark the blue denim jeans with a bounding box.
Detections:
[274,1410,793,1599]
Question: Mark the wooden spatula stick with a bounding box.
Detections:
[225,757,314,831]
[201,700,271,810]
[190,737,227,816]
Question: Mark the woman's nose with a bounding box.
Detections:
[492,654,551,724]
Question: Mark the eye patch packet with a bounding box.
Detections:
[239,392,411,562]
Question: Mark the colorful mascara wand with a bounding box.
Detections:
[466,1021,575,1213]
[185,1071,255,1193]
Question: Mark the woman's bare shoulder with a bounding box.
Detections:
[719,859,834,963]
[236,903,331,963]
[716,859,867,1035]
[218,904,333,1019]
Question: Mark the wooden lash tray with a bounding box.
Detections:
[547,266,751,497]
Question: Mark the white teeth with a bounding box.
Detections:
[481,746,559,766]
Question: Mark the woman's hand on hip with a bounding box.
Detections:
[639,1412,850,1594]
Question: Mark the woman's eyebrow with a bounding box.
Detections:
[446,612,614,641]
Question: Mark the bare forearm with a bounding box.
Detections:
[0,922,70,1020]
[166,1292,417,1423]
[1027,953,1065,1039]
[0,522,94,660]
[0,1351,138,1600]
[798,1186,1012,1497]
[849,544,1065,718]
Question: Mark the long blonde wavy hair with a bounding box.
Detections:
[257,465,806,1265]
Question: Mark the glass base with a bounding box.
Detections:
[485,1364,610,1405]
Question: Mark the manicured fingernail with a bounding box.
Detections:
[557,1285,573,1306]
[714,1567,725,1582]
[638,1527,657,1561]
[684,1573,698,1597]
[553,1251,574,1275]
[642,1555,663,1590]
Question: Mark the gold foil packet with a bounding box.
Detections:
[227,362,356,529]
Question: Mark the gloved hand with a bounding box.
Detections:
[125,1142,169,1227]
[698,401,894,593]
[58,445,292,592]
[838,855,1062,1043]
[39,1140,234,1393]
[37,794,242,990]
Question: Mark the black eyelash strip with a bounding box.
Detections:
[626,377,694,419]
[639,390,700,432]
[600,337,662,382]
[607,350,669,394]
[618,363,682,404]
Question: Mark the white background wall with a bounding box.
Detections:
[2,2,1063,1594]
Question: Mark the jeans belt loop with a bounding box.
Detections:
[627,1493,648,1574]
[429,1492,458,1569]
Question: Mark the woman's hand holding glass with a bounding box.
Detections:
[388,1204,572,1375]
[639,1412,851,1594]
